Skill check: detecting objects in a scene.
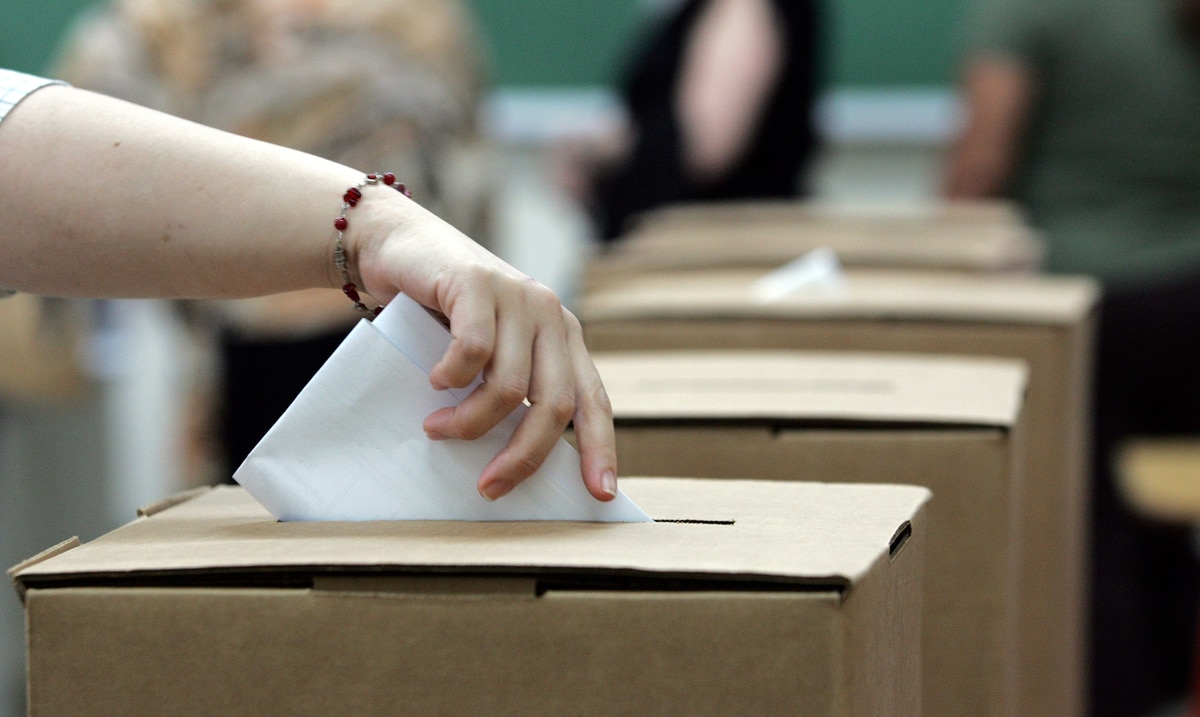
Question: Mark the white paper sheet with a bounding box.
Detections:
[233,294,651,522]
[752,247,847,303]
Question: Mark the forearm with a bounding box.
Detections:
[675,0,783,182]
[943,56,1034,198]
[0,85,365,298]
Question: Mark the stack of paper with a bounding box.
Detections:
[234,294,651,522]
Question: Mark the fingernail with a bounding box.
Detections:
[425,428,447,441]
[481,480,514,502]
[601,470,617,498]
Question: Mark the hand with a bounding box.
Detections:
[348,189,618,503]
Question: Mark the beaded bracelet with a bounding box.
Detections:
[333,172,412,317]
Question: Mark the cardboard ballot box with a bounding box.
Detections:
[11,480,930,717]
[590,350,1026,717]
[586,199,1043,289]
[633,198,1027,233]
[581,269,1099,717]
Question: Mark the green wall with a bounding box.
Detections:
[0,0,96,74]
[830,0,967,87]
[468,0,649,87]
[1,0,969,88]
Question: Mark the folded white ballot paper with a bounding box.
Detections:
[752,247,847,303]
[234,294,651,522]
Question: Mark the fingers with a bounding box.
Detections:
[560,309,618,501]
[422,280,617,502]
[422,290,534,443]
[351,197,617,501]
[427,285,496,391]
[475,317,577,499]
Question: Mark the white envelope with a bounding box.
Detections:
[233,294,651,522]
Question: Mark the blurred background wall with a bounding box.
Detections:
[4,0,967,85]
[1,0,967,145]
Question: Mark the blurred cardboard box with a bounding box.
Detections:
[11,480,929,717]
[1116,438,1200,523]
[589,350,1027,717]
[580,268,1100,717]
[632,198,1027,232]
[586,199,1043,290]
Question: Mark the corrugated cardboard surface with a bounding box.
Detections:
[592,350,1027,717]
[581,270,1099,717]
[14,479,930,717]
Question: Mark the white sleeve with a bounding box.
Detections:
[0,69,67,127]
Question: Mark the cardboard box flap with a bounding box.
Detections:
[581,268,1100,325]
[12,479,929,597]
[595,199,1044,274]
[595,351,1027,427]
[595,225,1042,274]
[610,216,1041,263]
[633,198,1027,231]
[8,537,81,603]
[138,486,218,517]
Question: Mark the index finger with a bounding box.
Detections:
[563,311,618,501]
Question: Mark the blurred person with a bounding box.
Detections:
[563,0,822,242]
[51,0,494,478]
[944,1,1200,715]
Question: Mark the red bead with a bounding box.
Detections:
[334,175,403,316]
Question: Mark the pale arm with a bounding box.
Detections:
[675,0,785,182]
[0,85,617,502]
[943,56,1036,198]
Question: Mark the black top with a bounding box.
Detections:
[593,0,823,240]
